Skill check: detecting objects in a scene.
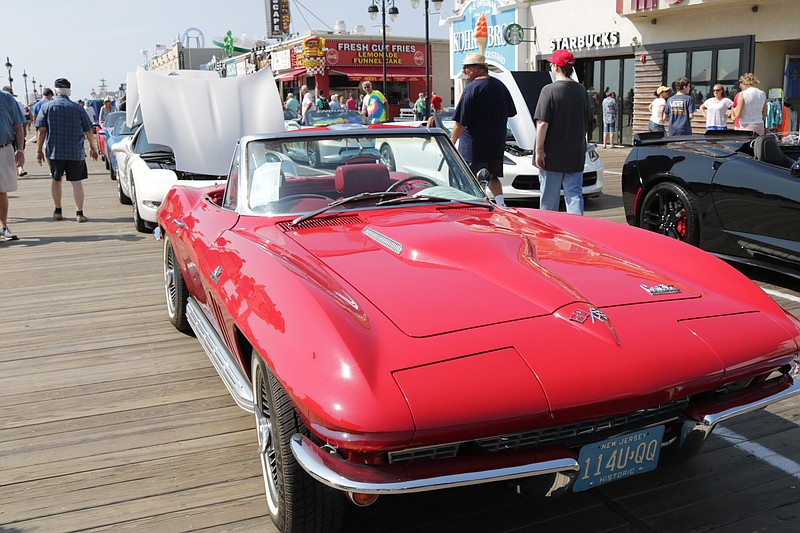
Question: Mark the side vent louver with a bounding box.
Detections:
[278,215,364,231]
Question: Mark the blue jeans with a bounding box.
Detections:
[539,169,584,215]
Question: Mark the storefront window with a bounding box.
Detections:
[666,52,687,87]
[691,50,712,103]
[717,48,741,99]
[665,43,745,105]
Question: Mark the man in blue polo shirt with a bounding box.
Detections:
[35,78,98,222]
[0,86,24,241]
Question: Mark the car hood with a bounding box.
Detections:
[284,208,700,337]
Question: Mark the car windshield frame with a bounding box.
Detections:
[232,127,490,218]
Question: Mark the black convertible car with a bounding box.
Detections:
[622,132,800,278]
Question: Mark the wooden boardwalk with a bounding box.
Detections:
[2,143,799,532]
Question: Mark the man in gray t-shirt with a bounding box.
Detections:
[534,49,590,215]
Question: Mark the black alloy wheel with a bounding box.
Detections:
[639,182,701,246]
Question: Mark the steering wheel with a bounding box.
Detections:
[387,176,437,194]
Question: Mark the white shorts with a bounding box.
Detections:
[0,143,19,193]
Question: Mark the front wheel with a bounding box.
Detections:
[380,144,396,171]
[163,234,190,333]
[639,182,700,246]
[131,179,149,233]
[307,143,322,168]
[117,173,132,205]
[252,353,344,533]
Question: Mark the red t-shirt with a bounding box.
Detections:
[431,94,443,111]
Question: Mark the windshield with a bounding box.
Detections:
[302,109,369,127]
[240,131,487,216]
[112,118,138,136]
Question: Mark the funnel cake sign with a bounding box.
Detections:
[324,40,427,68]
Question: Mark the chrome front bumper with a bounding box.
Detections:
[291,360,800,496]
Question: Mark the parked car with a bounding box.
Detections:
[157,123,800,533]
[110,66,285,232]
[388,70,604,202]
[427,109,603,201]
[106,117,139,180]
[97,111,125,169]
[622,131,800,278]
[113,125,223,232]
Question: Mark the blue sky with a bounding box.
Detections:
[0,0,451,102]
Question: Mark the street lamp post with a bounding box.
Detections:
[31,77,36,100]
[368,0,399,97]
[410,0,442,119]
[4,57,13,94]
[22,70,29,106]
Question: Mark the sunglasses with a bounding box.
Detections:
[714,89,723,92]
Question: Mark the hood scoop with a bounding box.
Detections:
[363,227,402,254]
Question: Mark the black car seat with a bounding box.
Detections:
[753,134,796,169]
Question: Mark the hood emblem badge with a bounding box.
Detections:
[570,307,608,324]
[641,283,681,296]
[210,266,223,284]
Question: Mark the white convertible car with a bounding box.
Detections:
[111,67,285,232]
[429,109,604,202]
[390,70,604,202]
[112,126,225,231]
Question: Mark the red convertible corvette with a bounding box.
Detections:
[156,125,800,533]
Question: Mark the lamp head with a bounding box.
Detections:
[389,5,399,21]
[410,0,419,8]
[368,3,378,20]
[432,0,443,10]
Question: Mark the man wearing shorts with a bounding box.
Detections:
[35,78,98,222]
[451,52,516,207]
[0,85,25,240]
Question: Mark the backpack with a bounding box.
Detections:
[318,98,330,110]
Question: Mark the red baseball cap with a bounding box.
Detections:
[548,49,575,68]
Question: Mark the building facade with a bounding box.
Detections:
[448,0,800,144]
[262,29,451,119]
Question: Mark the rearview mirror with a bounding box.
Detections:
[791,160,800,179]
[476,168,490,189]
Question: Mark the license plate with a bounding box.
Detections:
[572,425,664,492]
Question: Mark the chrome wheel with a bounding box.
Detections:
[254,364,280,517]
[163,235,190,332]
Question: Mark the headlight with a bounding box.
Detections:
[589,148,600,162]
[143,200,162,209]
[502,156,516,165]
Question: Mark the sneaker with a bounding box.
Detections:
[53,210,63,221]
[76,214,88,223]
[0,226,18,241]
[17,169,27,177]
